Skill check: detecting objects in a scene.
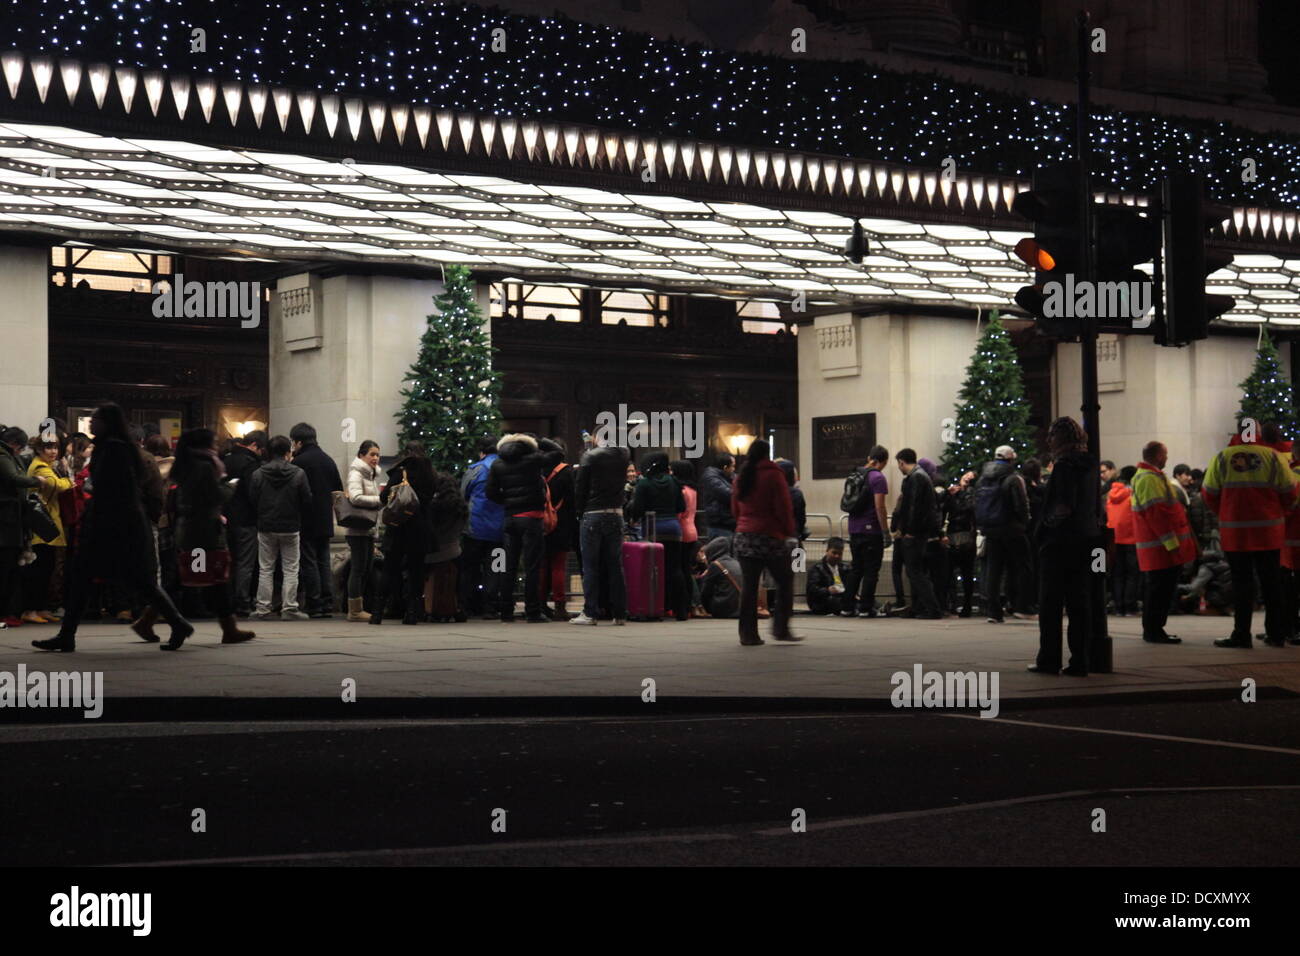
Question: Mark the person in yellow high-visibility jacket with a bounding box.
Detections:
[1202,422,1299,647]
[1130,441,1197,645]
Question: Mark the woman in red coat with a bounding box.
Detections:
[730,440,800,646]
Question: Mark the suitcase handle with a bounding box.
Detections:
[644,510,656,543]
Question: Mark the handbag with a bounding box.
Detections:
[333,490,377,530]
[177,547,232,587]
[23,493,60,542]
[541,464,565,535]
[381,469,420,527]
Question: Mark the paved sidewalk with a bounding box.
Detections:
[2,611,1296,706]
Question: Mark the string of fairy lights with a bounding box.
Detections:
[3,0,1298,208]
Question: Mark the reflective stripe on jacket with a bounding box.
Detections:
[1202,440,1298,551]
[1130,462,1197,571]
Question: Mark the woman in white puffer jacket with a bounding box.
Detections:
[344,440,382,622]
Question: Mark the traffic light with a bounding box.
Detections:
[1160,172,1235,346]
[1092,202,1160,333]
[1012,162,1085,339]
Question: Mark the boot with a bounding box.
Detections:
[369,594,384,625]
[347,597,371,623]
[160,620,195,651]
[131,607,160,643]
[552,600,573,622]
[32,632,75,652]
[219,615,255,645]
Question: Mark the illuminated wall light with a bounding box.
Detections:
[681,142,698,180]
[368,101,387,141]
[456,113,475,152]
[542,124,560,162]
[222,82,242,125]
[700,144,716,181]
[170,75,191,120]
[247,85,268,128]
[499,116,518,159]
[1,51,23,100]
[390,103,409,145]
[87,62,111,108]
[521,120,539,159]
[563,126,580,165]
[195,78,217,123]
[413,106,432,148]
[29,56,53,103]
[479,115,498,155]
[296,91,318,134]
[435,110,455,150]
[55,59,82,107]
[320,95,340,137]
[272,88,292,131]
[343,98,364,140]
[142,71,164,116]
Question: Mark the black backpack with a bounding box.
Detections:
[974,470,1013,529]
[840,467,876,514]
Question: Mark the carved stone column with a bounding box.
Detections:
[1222,0,1271,102]
[851,0,963,56]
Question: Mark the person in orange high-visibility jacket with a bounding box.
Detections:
[1105,472,1140,615]
[1130,442,1197,644]
[1202,422,1299,648]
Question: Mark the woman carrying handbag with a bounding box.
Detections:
[339,440,383,622]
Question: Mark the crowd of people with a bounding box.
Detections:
[814,416,1300,674]
[2,404,1297,663]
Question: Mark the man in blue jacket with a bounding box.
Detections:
[460,435,505,619]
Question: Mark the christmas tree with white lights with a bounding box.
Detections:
[941,312,1036,477]
[1237,328,1298,439]
[395,264,501,476]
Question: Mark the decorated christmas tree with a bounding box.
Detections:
[940,312,1036,477]
[1237,328,1298,438]
[395,264,502,475]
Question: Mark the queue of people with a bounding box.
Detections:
[5,405,1296,661]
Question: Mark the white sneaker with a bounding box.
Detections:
[282,609,310,621]
[569,612,597,626]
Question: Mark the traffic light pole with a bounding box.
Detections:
[1076,10,1113,672]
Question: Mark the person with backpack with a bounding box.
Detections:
[840,445,890,618]
[537,437,576,621]
[1030,417,1102,675]
[486,433,549,623]
[976,445,1034,623]
[371,441,436,626]
[893,448,942,619]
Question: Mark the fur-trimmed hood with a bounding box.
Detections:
[497,433,538,462]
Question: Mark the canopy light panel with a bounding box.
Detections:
[0,121,1295,322]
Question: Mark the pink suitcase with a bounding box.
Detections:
[622,512,665,620]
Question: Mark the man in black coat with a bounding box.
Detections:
[221,429,266,617]
[486,433,547,622]
[290,423,343,618]
[806,537,849,615]
[699,454,737,539]
[894,448,942,619]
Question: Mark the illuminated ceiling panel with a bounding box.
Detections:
[0,120,1296,323]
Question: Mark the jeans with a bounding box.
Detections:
[949,543,976,614]
[579,511,627,619]
[256,532,301,614]
[847,533,884,612]
[738,552,794,641]
[346,535,375,600]
[501,515,544,616]
[1226,549,1284,640]
[230,524,258,614]
[1141,564,1180,639]
[299,534,334,614]
[459,536,502,615]
[898,537,940,616]
[984,531,1032,618]
[1037,538,1094,671]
